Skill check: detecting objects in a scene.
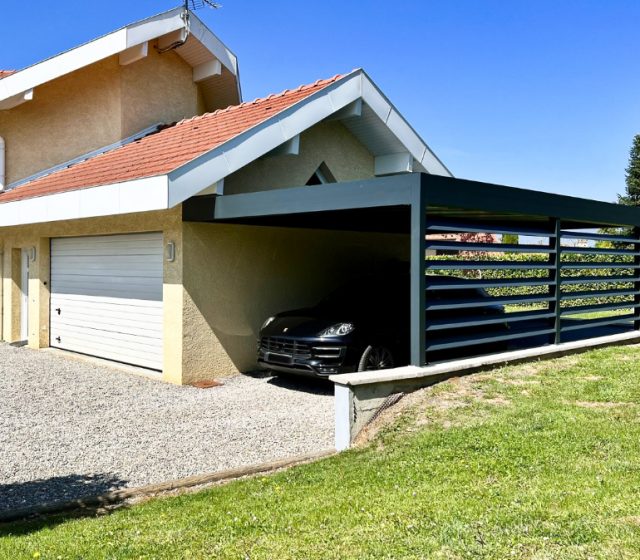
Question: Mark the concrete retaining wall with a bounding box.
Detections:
[331,330,640,450]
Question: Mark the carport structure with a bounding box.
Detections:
[188,172,640,369]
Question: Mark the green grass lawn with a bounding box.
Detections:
[4,345,640,559]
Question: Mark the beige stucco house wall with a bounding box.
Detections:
[224,120,375,194]
[0,46,202,186]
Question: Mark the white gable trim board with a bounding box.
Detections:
[49,232,164,371]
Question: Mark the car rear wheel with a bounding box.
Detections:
[357,345,395,372]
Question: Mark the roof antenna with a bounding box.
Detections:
[184,0,222,10]
[159,0,221,53]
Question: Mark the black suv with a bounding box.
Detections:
[258,270,506,378]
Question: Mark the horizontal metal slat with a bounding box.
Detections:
[560,289,639,300]
[559,246,640,256]
[560,302,640,316]
[425,260,551,270]
[560,275,634,285]
[425,309,555,331]
[426,220,554,237]
[425,241,554,254]
[560,231,640,244]
[426,293,553,311]
[425,277,550,290]
[426,328,555,352]
[560,262,639,270]
[560,315,636,332]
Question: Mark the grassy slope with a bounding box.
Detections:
[4,345,640,559]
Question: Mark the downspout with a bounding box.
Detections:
[0,136,5,191]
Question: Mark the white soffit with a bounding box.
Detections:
[167,70,452,206]
[0,8,240,108]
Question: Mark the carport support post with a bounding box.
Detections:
[549,218,562,345]
[410,179,427,366]
[634,227,640,331]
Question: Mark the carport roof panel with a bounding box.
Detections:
[208,173,640,230]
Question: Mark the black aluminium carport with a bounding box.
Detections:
[183,173,640,368]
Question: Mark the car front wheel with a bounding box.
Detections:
[357,345,395,372]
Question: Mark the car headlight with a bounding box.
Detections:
[318,323,355,337]
[261,316,276,330]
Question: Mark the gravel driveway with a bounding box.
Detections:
[0,344,333,513]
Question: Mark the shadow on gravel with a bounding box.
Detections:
[243,368,333,395]
[0,473,128,532]
[267,374,333,395]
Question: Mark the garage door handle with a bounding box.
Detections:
[55,336,61,343]
[55,308,61,315]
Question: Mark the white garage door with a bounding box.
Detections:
[50,232,164,370]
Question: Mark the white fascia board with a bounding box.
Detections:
[188,12,238,75]
[0,176,168,228]
[359,71,453,178]
[0,8,185,103]
[167,71,363,206]
[125,8,186,48]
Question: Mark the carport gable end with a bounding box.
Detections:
[167,69,452,206]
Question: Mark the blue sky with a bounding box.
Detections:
[3,1,639,202]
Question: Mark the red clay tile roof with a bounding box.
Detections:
[0,74,346,204]
[0,70,15,79]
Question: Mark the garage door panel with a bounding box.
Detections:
[50,233,164,370]
[51,300,163,323]
[52,336,162,370]
[52,255,162,268]
[53,325,163,350]
[51,286,162,301]
[53,316,163,338]
[52,256,162,268]
[51,241,162,251]
[50,278,163,300]
[52,293,164,310]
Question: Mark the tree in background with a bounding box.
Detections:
[502,233,519,245]
[619,134,640,207]
[598,134,640,246]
